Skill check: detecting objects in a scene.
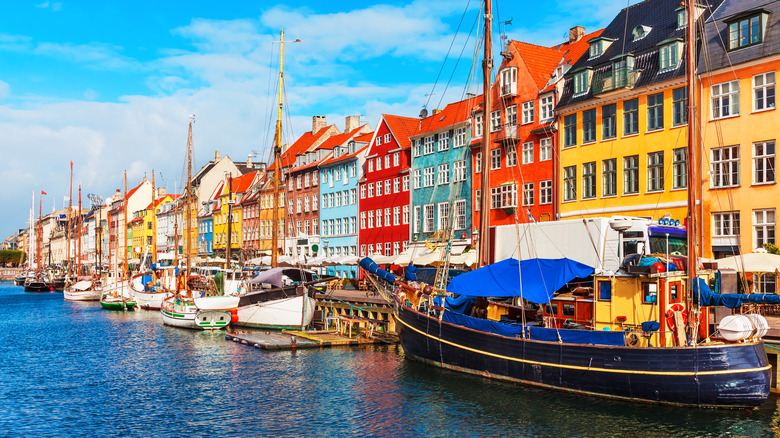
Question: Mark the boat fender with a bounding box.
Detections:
[665,304,687,331]
[230,309,239,323]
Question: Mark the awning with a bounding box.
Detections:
[716,253,780,273]
[446,258,594,304]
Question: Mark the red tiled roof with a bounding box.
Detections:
[353,132,373,143]
[290,124,371,172]
[412,94,483,137]
[382,114,420,150]
[277,125,336,169]
[230,171,258,193]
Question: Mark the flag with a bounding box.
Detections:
[41,191,47,195]
[70,160,73,167]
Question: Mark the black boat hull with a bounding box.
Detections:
[24,281,52,292]
[395,304,770,408]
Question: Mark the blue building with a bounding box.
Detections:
[198,209,214,257]
[319,132,372,278]
[409,96,480,247]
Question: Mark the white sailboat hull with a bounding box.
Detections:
[133,290,167,310]
[63,283,103,301]
[160,295,237,330]
[235,295,315,329]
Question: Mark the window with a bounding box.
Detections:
[623,99,639,135]
[384,180,391,195]
[438,202,449,230]
[582,109,596,143]
[602,104,616,139]
[540,180,552,205]
[453,200,466,230]
[623,155,639,194]
[360,185,366,199]
[540,138,552,161]
[475,189,481,211]
[393,177,400,193]
[367,183,374,197]
[360,212,366,229]
[711,145,740,188]
[453,160,467,182]
[360,244,366,257]
[515,142,530,165]
[522,101,533,124]
[500,67,517,96]
[393,206,400,226]
[375,210,381,228]
[303,173,309,188]
[754,72,776,111]
[413,169,422,189]
[563,166,576,201]
[474,113,483,138]
[728,14,763,50]
[672,87,688,126]
[490,184,517,209]
[712,81,740,119]
[598,281,612,301]
[412,139,422,157]
[349,164,355,178]
[368,160,374,173]
[647,92,664,131]
[350,188,357,205]
[582,162,596,199]
[475,152,482,173]
[522,183,534,206]
[438,132,450,152]
[574,70,590,95]
[334,192,341,207]
[713,212,740,239]
[296,198,302,214]
[384,155,391,169]
[633,25,652,41]
[754,209,776,248]
[502,145,516,167]
[438,163,450,185]
[423,167,435,187]
[507,105,518,127]
[564,114,577,147]
[540,94,554,121]
[490,110,501,132]
[403,205,409,224]
[647,151,664,192]
[374,181,382,198]
[375,158,382,171]
[602,159,617,197]
[490,148,501,170]
[673,148,688,189]
[376,136,382,146]
[659,42,680,71]
[589,40,603,58]
[385,208,391,228]
[423,204,434,232]
[384,133,391,144]
[642,283,658,304]
[453,127,466,147]
[754,141,775,184]
[393,152,400,167]
[303,197,309,212]
[413,206,420,233]
[403,175,410,191]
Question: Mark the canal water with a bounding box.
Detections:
[2,282,780,437]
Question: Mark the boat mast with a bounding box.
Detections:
[185,117,194,283]
[685,0,698,330]
[152,170,157,266]
[225,173,233,270]
[78,185,82,276]
[477,1,493,268]
[37,192,43,275]
[67,161,73,276]
[123,171,128,282]
[271,30,286,269]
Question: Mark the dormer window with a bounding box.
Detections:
[587,37,614,59]
[658,39,682,71]
[573,69,592,95]
[500,67,517,97]
[677,9,687,28]
[632,25,652,41]
[727,11,767,51]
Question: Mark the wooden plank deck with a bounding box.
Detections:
[225,329,386,351]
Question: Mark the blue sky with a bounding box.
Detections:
[0,0,631,240]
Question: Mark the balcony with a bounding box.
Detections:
[500,83,516,98]
[592,69,640,95]
[496,124,519,143]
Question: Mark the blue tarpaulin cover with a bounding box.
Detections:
[442,310,525,337]
[693,277,780,308]
[443,294,475,314]
[359,257,397,283]
[446,258,594,304]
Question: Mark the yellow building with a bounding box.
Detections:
[555,1,711,225]
[212,171,258,260]
[699,0,779,269]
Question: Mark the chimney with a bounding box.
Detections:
[345,115,359,132]
[247,154,253,168]
[115,189,121,201]
[432,109,442,115]
[569,26,586,43]
[215,150,221,161]
[312,115,327,133]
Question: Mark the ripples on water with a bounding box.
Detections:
[1,283,780,437]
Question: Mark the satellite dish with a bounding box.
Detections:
[419,108,429,118]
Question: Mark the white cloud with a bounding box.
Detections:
[0,80,9,100]
[34,42,138,70]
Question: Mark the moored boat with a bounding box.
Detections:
[63,280,102,301]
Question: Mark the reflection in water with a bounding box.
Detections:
[0,283,778,437]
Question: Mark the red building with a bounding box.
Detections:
[471,26,602,231]
[358,114,419,258]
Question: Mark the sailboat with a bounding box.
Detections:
[65,191,104,301]
[160,117,239,330]
[100,173,136,310]
[233,30,333,330]
[25,191,52,292]
[362,0,772,408]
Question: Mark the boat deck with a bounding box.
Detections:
[225,329,391,351]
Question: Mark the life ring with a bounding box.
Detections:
[626,332,640,346]
[666,304,687,331]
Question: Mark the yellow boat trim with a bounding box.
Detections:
[398,316,771,377]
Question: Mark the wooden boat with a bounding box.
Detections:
[63,279,102,301]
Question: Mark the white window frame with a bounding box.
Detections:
[413,169,422,189]
[711,80,740,119]
[490,110,501,132]
[423,204,434,233]
[423,167,435,187]
[473,113,483,138]
[521,101,533,125]
[753,141,776,185]
[754,209,776,249]
[711,145,740,188]
[540,94,554,121]
[423,136,435,155]
[437,202,450,231]
[522,182,534,206]
[438,163,450,185]
[753,72,776,112]
[438,131,450,152]
[490,148,501,170]
[521,142,533,165]
[540,180,552,205]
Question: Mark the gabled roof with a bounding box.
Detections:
[230,171,258,194]
[277,125,337,170]
[290,124,371,172]
[319,143,370,167]
[382,114,421,150]
[411,94,483,137]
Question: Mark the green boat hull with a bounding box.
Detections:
[100,301,136,311]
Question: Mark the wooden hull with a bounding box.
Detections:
[395,304,770,408]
